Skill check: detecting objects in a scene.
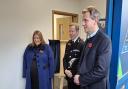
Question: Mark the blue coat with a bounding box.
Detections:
[22,44,54,89]
[78,30,112,89]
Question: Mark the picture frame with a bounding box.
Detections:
[99,18,106,32]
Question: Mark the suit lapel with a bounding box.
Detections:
[79,39,90,64]
[82,30,101,60]
[82,39,92,59]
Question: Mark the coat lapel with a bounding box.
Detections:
[82,30,101,60]
[82,39,92,59]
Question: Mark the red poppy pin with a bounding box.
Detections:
[88,43,93,48]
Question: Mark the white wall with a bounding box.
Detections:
[0,0,106,89]
[0,0,80,89]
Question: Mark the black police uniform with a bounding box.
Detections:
[63,37,84,89]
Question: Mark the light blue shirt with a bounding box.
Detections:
[87,28,99,39]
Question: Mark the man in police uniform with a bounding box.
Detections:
[63,23,84,89]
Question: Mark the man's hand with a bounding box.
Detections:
[65,69,73,78]
[74,74,80,85]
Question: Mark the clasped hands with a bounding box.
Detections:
[65,69,73,78]
[65,69,80,85]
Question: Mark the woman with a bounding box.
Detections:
[22,30,54,89]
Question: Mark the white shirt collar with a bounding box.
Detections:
[87,28,99,39]
[72,36,79,42]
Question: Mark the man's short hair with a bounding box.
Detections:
[82,6,100,21]
[69,23,79,31]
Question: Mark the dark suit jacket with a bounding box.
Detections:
[78,30,112,89]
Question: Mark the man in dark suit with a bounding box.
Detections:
[74,6,112,89]
[63,23,84,89]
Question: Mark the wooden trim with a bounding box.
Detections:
[52,10,78,17]
[52,10,54,39]
[60,40,68,43]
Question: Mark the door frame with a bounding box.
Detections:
[52,10,78,40]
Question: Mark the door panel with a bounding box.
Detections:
[56,17,72,40]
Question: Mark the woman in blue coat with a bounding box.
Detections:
[22,30,54,89]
